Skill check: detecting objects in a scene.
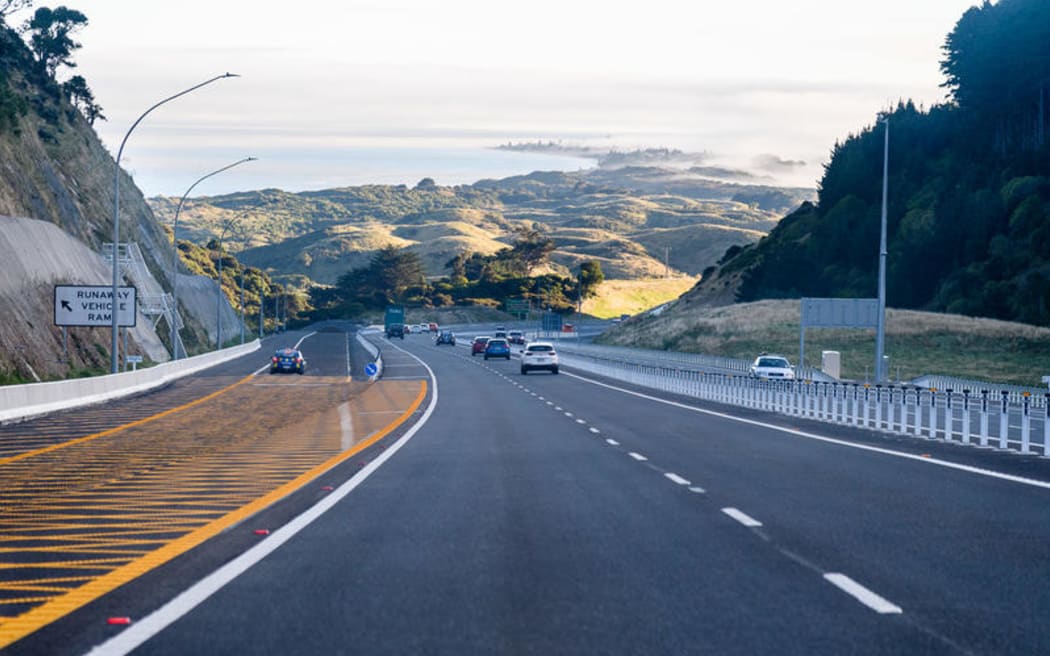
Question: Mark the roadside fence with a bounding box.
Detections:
[557,349,1050,457]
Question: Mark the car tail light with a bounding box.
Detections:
[272,356,278,363]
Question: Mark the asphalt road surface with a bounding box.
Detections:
[68,331,1050,656]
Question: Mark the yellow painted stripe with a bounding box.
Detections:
[0,380,427,649]
[0,375,258,467]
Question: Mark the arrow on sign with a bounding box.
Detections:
[61,300,72,312]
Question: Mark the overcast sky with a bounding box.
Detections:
[16,1,979,195]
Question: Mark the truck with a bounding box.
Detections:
[384,305,405,339]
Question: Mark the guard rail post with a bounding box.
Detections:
[884,385,894,431]
[929,389,939,439]
[961,390,971,444]
[999,391,1010,450]
[874,385,883,429]
[1044,394,1050,457]
[913,387,924,437]
[817,382,827,420]
[1021,393,1031,454]
[945,389,954,443]
[862,385,871,428]
[851,384,860,426]
[980,390,990,447]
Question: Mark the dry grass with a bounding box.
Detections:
[584,278,699,319]
[600,299,1050,386]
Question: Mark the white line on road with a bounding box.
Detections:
[564,371,1050,491]
[606,438,620,446]
[722,507,762,527]
[576,419,586,424]
[823,573,903,614]
[555,406,563,411]
[589,427,601,434]
[564,412,574,417]
[338,402,354,451]
[688,486,706,494]
[629,452,648,461]
[665,472,691,485]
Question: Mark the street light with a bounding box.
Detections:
[110,73,239,373]
[169,156,256,359]
[875,116,890,382]
[215,217,239,350]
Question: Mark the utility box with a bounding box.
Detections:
[822,351,841,379]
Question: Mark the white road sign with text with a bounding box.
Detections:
[54,285,137,327]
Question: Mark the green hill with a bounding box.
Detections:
[148,170,812,290]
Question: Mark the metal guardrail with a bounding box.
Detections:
[558,350,1050,457]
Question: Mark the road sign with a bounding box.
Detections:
[126,355,143,363]
[364,362,378,377]
[54,285,137,327]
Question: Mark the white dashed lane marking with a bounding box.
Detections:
[824,574,903,615]
[628,452,648,461]
[575,419,586,424]
[665,473,691,486]
[588,427,601,434]
[606,439,620,446]
[722,507,762,527]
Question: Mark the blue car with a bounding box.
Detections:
[484,338,511,360]
[270,348,306,375]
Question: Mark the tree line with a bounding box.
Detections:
[723,0,1050,327]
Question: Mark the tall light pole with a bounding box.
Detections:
[215,218,239,350]
[875,116,890,382]
[170,156,256,359]
[111,73,239,373]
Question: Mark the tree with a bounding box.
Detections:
[63,74,104,124]
[507,224,554,276]
[23,6,87,76]
[578,260,604,299]
[0,0,31,22]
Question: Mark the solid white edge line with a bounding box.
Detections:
[722,507,762,527]
[562,371,1050,491]
[87,336,438,656]
[824,573,903,614]
[665,472,690,485]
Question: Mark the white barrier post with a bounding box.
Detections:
[1021,394,1031,454]
[999,391,1010,450]
[979,390,989,447]
[929,389,939,439]
[944,389,954,443]
[961,390,971,444]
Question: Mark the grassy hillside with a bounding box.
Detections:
[584,278,699,319]
[599,299,1050,386]
[149,169,811,290]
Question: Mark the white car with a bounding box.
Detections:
[521,342,559,375]
[749,354,795,380]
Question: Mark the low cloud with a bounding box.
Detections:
[753,154,807,171]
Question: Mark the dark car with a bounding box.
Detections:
[436,330,456,346]
[484,338,511,360]
[471,336,491,356]
[386,324,405,339]
[270,347,306,375]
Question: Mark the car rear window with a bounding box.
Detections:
[488,339,508,346]
[527,345,553,352]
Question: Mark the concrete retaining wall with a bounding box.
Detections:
[0,340,261,424]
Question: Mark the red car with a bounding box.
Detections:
[471,336,491,356]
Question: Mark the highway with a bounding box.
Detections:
[4,327,1050,654]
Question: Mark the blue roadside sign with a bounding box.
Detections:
[365,362,378,377]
